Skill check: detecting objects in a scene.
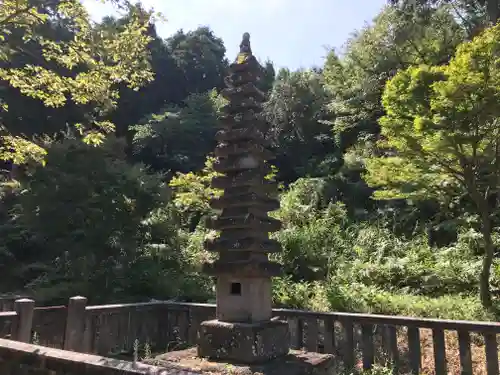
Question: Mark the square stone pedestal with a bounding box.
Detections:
[197,319,289,364]
[144,347,335,375]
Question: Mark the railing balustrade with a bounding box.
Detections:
[1,297,499,374]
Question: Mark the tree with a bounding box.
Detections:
[324,5,464,150]
[109,26,230,140]
[168,156,222,231]
[166,27,228,100]
[0,136,184,302]
[0,0,155,163]
[364,23,500,308]
[131,89,224,174]
[388,0,500,36]
[322,5,465,226]
[258,59,276,94]
[265,68,339,184]
[98,8,178,138]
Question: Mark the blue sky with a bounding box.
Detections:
[82,0,386,70]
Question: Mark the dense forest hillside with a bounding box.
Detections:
[1,0,500,326]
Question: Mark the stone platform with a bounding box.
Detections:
[197,319,289,363]
[143,347,335,375]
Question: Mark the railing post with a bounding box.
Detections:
[12,298,34,342]
[64,296,87,352]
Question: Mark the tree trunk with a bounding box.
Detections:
[480,224,494,309]
[472,189,495,309]
[486,0,500,26]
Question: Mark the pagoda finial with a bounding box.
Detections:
[240,32,251,54]
[235,32,252,64]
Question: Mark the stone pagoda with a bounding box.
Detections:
[146,33,334,375]
[198,32,288,363]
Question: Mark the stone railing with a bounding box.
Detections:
[1,297,500,375]
[0,337,196,374]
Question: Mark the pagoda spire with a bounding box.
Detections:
[236,32,252,63]
[203,32,283,284]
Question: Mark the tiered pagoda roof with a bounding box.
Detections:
[203,33,282,278]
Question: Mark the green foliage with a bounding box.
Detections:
[326,279,491,320]
[366,23,500,201]
[169,154,279,232]
[272,276,330,311]
[132,90,224,173]
[265,69,339,183]
[169,156,223,231]
[166,27,228,97]
[272,178,349,277]
[270,178,496,321]
[365,23,500,307]
[341,229,481,296]
[0,136,186,302]
[320,4,466,224]
[324,5,464,147]
[389,0,499,36]
[0,0,155,161]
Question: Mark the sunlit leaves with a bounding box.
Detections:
[0,134,48,165]
[365,23,500,202]
[0,0,155,161]
[169,156,222,229]
[323,5,464,143]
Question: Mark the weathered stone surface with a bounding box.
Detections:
[0,338,177,375]
[221,82,266,101]
[218,114,267,131]
[211,168,271,189]
[210,195,279,212]
[198,32,289,361]
[196,319,290,364]
[214,142,271,158]
[204,237,281,253]
[145,347,335,375]
[203,33,279,284]
[214,128,264,143]
[202,261,282,277]
[206,214,281,232]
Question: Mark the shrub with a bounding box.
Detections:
[325,278,493,321]
[1,137,186,303]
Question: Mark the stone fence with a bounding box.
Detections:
[0,337,196,375]
[1,297,500,374]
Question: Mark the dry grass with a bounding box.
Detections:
[363,327,497,374]
[396,328,494,375]
[305,321,499,375]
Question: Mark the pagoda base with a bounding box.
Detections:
[144,347,335,375]
[196,319,289,364]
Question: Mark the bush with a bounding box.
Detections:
[325,278,493,321]
[272,276,329,311]
[272,178,354,280]
[338,226,482,297]
[0,137,188,303]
